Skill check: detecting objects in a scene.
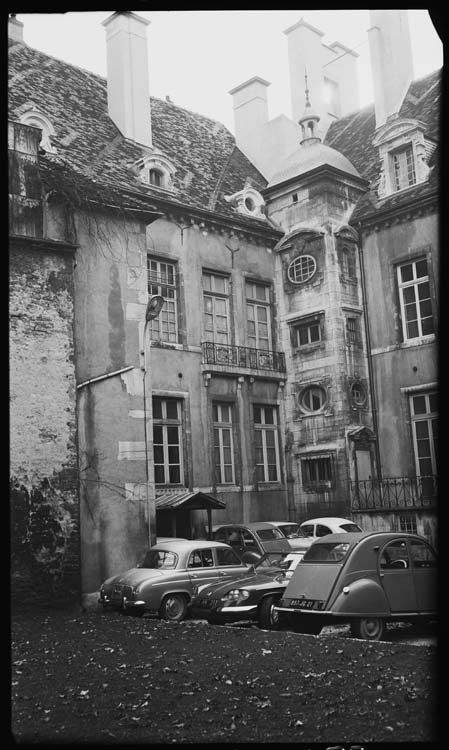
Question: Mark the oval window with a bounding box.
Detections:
[300,386,327,413]
[288,255,317,284]
[351,382,366,406]
[244,196,256,212]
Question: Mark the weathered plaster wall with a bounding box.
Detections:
[10,244,79,607]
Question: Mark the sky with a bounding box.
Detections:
[14,10,443,133]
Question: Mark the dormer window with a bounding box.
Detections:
[130,150,176,192]
[149,168,163,187]
[224,186,266,218]
[390,144,416,192]
[19,107,56,153]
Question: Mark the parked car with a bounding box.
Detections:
[99,540,249,622]
[300,517,362,540]
[275,531,437,640]
[265,521,314,555]
[189,550,304,630]
[213,522,292,563]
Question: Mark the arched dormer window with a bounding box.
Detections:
[224,186,266,218]
[19,108,56,153]
[130,149,176,192]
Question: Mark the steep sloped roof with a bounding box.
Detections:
[8,38,268,222]
[325,68,441,220]
[267,141,362,190]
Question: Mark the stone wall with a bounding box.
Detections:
[10,241,80,608]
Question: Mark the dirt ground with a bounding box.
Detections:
[11,608,437,745]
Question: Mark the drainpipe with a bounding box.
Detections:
[356,222,382,482]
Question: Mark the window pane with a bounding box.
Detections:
[412,396,427,415]
[415,259,428,278]
[167,426,179,444]
[310,324,320,342]
[429,394,437,412]
[299,327,309,345]
[169,465,181,483]
[403,286,416,304]
[421,316,434,336]
[154,466,165,483]
[153,445,164,463]
[417,281,430,300]
[153,425,163,443]
[264,408,274,424]
[400,264,414,283]
[168,446,179,463]
[153,398,162,419]
[166,399,178,419]
[253,406,262,424]
[415,421,429,439]
[406,320,419,338]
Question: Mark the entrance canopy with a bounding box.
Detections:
[155,490,226,511]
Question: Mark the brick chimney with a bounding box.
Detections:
[368,10,414,128]
[9,14,24,42]
[102,11,152,148]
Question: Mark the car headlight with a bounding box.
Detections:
[221,589,250,604]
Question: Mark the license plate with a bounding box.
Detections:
[198,598,217,607]
[290,598,316,609]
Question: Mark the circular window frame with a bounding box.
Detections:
[288,254,317,284]
[350,382,367,407]
[299,385,327,414]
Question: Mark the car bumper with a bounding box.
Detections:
[99,594,146,611]
[190,603,258,621]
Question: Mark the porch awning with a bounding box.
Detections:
[155,490,226,511]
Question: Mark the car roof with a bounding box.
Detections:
[151,540,233,551]
[215,522,280,530]
[310,530,428,545]
[266,521,298,526]
[300,517,355,525]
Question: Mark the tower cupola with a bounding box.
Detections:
[298,72,321,146]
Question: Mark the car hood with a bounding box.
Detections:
[282,563,342,603]
[286,537,313,550]
[194,569,284,598]
[106,568,170,587]
[261,538,292,552]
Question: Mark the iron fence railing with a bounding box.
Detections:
[202,342,286,373]
[350,475,437,512]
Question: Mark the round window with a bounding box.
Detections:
[351,382,366,406]
[244,196,256,212]
[300,386,327,413]
[288,255,317,284]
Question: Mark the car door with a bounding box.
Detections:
[378,539,418,613]
[214,546,249,579]
[409,538,437,612]
[186,548,223,590]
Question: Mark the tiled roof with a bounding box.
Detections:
[325,68,441,220]
[8,38,268,223]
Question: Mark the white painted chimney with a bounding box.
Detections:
[9,14,24,42]
[229,76,270,157]
[102,11,152,148]
[284,19,325,125]
[368,10,414,128]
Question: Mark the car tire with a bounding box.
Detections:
[258,595,280,630]
[350,617,385,641]
[159,594,188,622]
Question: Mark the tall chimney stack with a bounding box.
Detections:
[229,76,270,156]
[9,14,24,42]
[368,10,414,129]
[284,19,325,125]
[102,11,152,148]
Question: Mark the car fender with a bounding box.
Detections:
[329,576,390,616]
[139,579,192,608]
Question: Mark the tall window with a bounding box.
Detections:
[390,144,416,192]
[397,258,434,340]
[147,258,178,343]
[153,397,183,485]
[253,405,280,482]
[246,281,272,351]
[346,316,360,345]
[410,392,437,478]
[213,403,235,484]
[202,272,229,344]
[341,247,356,278]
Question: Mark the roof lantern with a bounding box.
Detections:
[298,70,321,146]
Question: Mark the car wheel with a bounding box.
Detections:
[351,617,385,641]
[159,594,188,622]
[258,595,280,630]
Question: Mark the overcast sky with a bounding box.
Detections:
[15,10,443,133]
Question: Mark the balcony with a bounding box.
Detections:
[202,341,286,375]
[350,475,437,512]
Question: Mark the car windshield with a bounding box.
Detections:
[340,523,362,532]
[255,528,284,541]
[302,542,350,563]
[278,524,303,539]
[140,550,178,569]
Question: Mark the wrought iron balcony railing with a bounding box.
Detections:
[350,475,437,512]
[202,341,286,373]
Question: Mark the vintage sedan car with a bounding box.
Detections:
[213,522,292,563]
[275,531,437,640]
[189,550,304,630]
[300,516,362,540]
[265,521,313,555]
[99,540,249,622]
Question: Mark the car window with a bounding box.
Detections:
[242,529,258,551]
[410,540,437,569]
[140,550,178,569]
[316,525,331,537]
[380,540,410,569]
[188,549,214,568]
[215,547,243,566]
[340,523,362,532]
[302,542,350,563]
[278,524,301,539]
[256,528,284,541]
[301,525,314,537]
[214,529,227,543]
